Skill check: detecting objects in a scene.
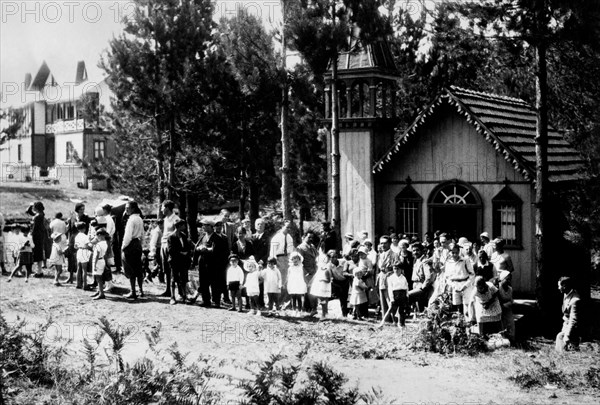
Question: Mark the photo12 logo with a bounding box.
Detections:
[0,1,136,24]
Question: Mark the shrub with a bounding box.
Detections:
[238,351,363,405]
[408,293,488,356]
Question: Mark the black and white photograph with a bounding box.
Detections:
[1,0,599,403]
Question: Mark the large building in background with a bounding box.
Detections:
[0,60,113,185]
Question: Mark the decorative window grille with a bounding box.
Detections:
[395,180,422,239]
[492,185,522,248]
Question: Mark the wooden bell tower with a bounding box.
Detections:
[323,39,400,240]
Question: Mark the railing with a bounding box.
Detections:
[45,119,90,134]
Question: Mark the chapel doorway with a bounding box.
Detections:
[428,180,482,242]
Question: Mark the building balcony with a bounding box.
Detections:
[45,119,95,134]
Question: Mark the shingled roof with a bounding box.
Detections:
[373,86,586,183]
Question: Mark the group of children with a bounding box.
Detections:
[5,220,113,301]
[223,249,341,319]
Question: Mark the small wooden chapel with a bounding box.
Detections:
[323,41,586,294]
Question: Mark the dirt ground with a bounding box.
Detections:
[1,269,599,404]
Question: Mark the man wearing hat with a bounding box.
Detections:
[189,218,223,308]
[480,232,494,259]
[166,218,193,305]
[342,232,354,257]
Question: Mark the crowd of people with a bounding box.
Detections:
[0,199,580,346]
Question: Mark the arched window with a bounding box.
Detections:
[430,182,480,205]
[428,180,482,242]
[492,186,522,248]
[395,181,422,239]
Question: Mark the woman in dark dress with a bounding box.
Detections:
[30,201,49,277]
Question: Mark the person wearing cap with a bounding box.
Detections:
[363,239,378,265]
[379,262,409,328]
[121,201,145,300]
[556,276,581,351]
[166,218,193,305]
[269,220,295,307]
[342,232,354,257]
[48,231,67,286]
[498,270,515,342]
[227,253,244,312]
[480,232,494,259]
[159,200,180,297]
[189,218,223,307]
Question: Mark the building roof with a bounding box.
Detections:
[325,37,398,81]
[373,86,586,183]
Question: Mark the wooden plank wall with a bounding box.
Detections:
[340,129,375,242]
[375,106,535,294]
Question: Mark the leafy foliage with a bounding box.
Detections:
[408,293,488,356]
[238,352,361,405]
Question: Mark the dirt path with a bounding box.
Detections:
[1,273,598,404]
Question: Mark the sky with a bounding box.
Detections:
[0,1,285,107]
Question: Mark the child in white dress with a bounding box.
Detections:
[350,268,368,320]
[49,232,67,286]
[243,256,261,315]
[311,250,335,319]
[287,252,307,316]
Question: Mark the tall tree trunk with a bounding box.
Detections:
[152,2,165,219]
[330,3,341,250]
[280,0,292,221]
[167,115,176,201]
[186,192,199,243]
[179,190,187,220]
[534,40,550,330]
[249,179,260,227]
